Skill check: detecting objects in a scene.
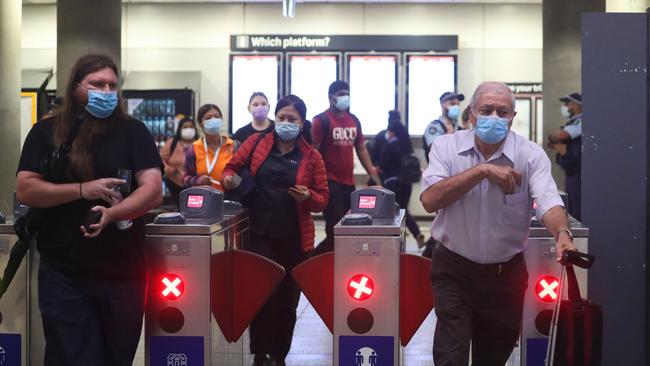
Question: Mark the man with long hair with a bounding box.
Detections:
[16,54,163,364]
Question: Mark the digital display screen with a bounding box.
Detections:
[407,55,456,135]
[358,195,377,209]
[187,195,204,209]
[231,54,280,133]
[512,98,531,140]
[349,55,397,136]
[289,55,338,120]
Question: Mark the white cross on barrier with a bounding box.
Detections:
[350,276,373,299]
[538,279,559,300]
[162,277,182,297]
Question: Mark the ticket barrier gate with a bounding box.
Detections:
[519,216,589,365]
[293,187,435,366]
[0,212,28,366]
[145,187,285,366]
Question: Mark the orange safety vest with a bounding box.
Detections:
[192,136,234,192]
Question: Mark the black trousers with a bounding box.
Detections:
[38,260,146,366]
[384,179,421,238]
[311,180,355,256]
[248,230,307,360]
[431,244,528,366]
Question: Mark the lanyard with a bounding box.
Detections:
[203,137,221,176]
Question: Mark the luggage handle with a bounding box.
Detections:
[561,250,595,269]
[546,251,595,365]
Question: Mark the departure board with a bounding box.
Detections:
[406,55,456,135]
[230,54,280,133]
[348,55,398,135]
[512,98,531,140]
[289,54,339,120]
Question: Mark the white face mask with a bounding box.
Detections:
[560,105,571,118]
[181,127,196,141]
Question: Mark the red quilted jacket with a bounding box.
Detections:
[223,133,329,252]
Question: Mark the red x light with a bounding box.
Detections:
[535,276,559,302]
[160,274,184,300]
[348,274,374,301]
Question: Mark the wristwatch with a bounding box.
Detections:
[556,227,574,241]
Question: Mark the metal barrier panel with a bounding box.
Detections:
[520,218,589,365]
[333,210,405,366]
[0,224,27,365]
[146,233,212,365]
[28,245,45,366]
[145,211,249,366]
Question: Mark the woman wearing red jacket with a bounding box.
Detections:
[222,94,329,366]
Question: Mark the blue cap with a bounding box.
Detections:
[440,91,465,103]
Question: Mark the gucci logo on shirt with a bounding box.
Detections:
[332,127,357,146]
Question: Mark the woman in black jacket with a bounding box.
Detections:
[379,119,425,247]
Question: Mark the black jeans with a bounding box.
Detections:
[38,260,146,366]
[431,244,528,366]
[311,180,355,256]
[384,179,421,238]
[248,230,307,361]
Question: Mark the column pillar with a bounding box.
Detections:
[542,0,605,187]
[57,0,121,95]
[0,0,22,214]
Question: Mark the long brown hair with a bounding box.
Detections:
[54,54,126,181]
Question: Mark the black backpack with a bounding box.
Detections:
[422,119,447,163]
[398,153,422,184]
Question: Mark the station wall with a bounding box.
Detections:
[22,2,541,126]
[21,2,542,218]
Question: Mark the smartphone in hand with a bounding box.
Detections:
[82,210,102,233]
[116,169,132,194]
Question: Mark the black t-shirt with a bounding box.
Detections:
[379,140,403,183]
[233,121,275,146]
[371,129,388,165]
[250,140,302,238]
[17,116,163,278]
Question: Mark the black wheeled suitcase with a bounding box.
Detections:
[546,251,603,366]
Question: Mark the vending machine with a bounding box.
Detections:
[122,71,199,151]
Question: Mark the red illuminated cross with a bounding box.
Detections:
[161,274,184,300]
[536,276,559,302]
[348,275,374,301]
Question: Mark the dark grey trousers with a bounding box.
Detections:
[431,244,528,366]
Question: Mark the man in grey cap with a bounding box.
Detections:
[422,91,465,163]
[547,92,582,220]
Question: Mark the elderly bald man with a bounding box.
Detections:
[420,82,576,365]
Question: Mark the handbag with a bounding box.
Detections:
[225,133,265,207]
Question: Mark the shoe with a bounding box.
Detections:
[416,234,426,249]
[253,354,275,366]
[271,355,286,366]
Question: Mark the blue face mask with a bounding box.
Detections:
[275,121,301,141]
[447,105,460,120]
[475,114,510,144]
[85,90,118,119]
[203,118,223,135]
[335,95,350,111]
